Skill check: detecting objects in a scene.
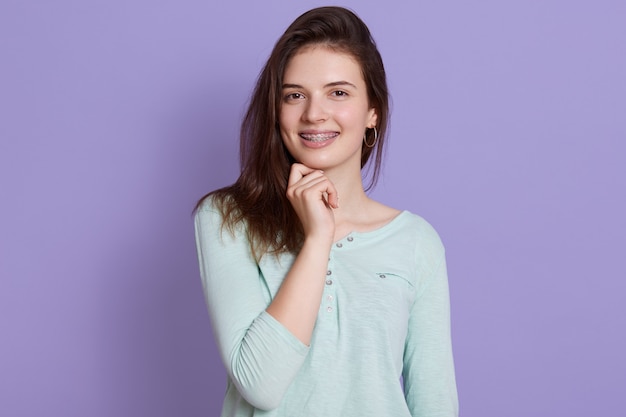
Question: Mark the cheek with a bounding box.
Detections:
[277,110,287,131]
[279,105,300,128]
[277,117,295,148]
[335,103,369,126]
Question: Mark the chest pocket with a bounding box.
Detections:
[371,271,416,308]
[339,270,415,351]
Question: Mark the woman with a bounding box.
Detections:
[194,6,458,416]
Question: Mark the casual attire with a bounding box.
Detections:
[194,197,458,417]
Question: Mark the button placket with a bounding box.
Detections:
[324,255,336,314]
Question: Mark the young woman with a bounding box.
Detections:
[194,6,458,416]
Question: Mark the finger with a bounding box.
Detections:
[289,170,326,189]
[291,175,329,196]
[324,181,339,209]
[287,163,319,187]
[293,176,339,209]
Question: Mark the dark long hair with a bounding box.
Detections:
[197,6,390,257]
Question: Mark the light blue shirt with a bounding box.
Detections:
[194,197,458,416]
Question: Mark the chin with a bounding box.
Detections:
[295,158,332,170]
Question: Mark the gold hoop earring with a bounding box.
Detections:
[363,127,378,148]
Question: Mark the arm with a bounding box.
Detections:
[194,204,309,410]
[195,166,336,409]
[403,255,459,417]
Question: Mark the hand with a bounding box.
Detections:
[286,163,338,243]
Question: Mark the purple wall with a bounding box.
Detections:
[1,1,624,416]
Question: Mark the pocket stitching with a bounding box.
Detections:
[375,272,414,288]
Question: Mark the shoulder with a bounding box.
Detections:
[195,193,237,223]
[397,211,445,253]
[194,194,243,236]
[390,211,446,277]
[195,193,221,215]
[366,200,441,244]
[194,195,223,228]
[194,194,223,233]
[194,194,253,259]
[362,199,445,258]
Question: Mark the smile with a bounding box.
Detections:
[299,132,339,142]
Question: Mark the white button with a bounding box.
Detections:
[336,243,343,248]
[327,306,333,313]
[326,279,333,285]
[326,270,332,276]
[327,295,333,301]
[347,236,354,242]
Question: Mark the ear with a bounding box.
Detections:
[366,106,378,129]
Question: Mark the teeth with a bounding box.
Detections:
[300,133,337,142]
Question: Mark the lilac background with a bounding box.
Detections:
[1,0,624,416]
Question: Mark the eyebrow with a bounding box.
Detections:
[282,81,358,89]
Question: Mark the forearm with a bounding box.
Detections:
[266,235,331,345]
[404,257,458,416]
[195,205,310,409]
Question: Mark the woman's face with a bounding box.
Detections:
[279,46,377,173]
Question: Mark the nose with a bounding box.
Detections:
[302,95,328,123]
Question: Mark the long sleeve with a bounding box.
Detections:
[194,201,309,410]
[403,253,459,417]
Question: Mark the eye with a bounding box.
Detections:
[331,90,349,98]
[284,92,305,101]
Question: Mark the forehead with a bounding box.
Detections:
[283,45,364,84]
